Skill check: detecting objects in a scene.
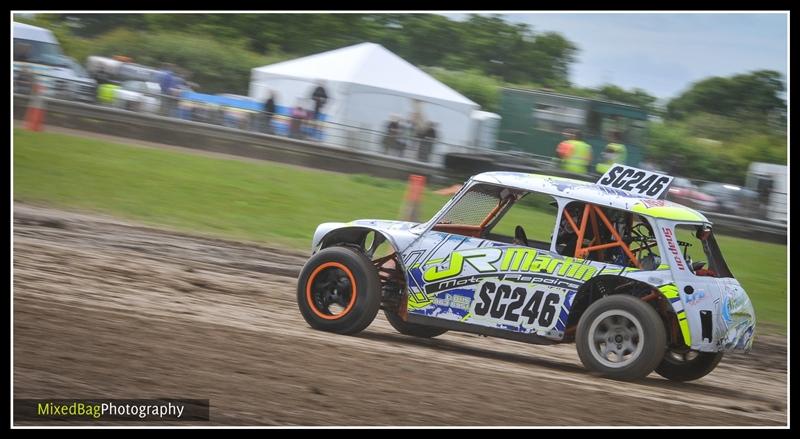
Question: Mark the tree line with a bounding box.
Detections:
[29,13,578,90]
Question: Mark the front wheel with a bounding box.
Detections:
[297,246,381,335]
[576,295,666,380]
[655,350,723,382]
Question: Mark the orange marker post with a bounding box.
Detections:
[24,82,46,132]
[401,174,427,222]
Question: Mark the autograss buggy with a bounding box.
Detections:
[297,164,755,381]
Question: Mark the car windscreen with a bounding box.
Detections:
[436,184,508,227]
[62,57,89,78]
[14,38,64,66]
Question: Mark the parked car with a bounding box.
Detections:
[13,22,97,102]
[296,165,755,381]
[667,177,719,212]
[48,55,98,103]
[114,80,161,113]
[699,183,759,215]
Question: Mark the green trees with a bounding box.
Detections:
[666,70,786,125]
[451,15,577,87]
[596,85,659,115]
[424,67,502,111]
[26,13,579,91]
[645,70,787,184]
[644,123,786,185]
[75,29,282,94]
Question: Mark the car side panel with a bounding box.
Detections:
[401,231,650,341]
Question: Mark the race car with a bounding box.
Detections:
[296,164,755,381]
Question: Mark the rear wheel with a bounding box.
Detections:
[576,295,666,380]
[297,246,381,335]
[383,307,448,338]
[655,350,723,382]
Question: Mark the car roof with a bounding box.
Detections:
[14,22,58,44]
[471,171,709,223]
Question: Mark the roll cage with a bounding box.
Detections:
[428,181,664,270]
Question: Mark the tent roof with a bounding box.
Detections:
[252,42,478,107]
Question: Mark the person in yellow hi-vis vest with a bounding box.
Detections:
[596,131,628,174]
[556,129,576,162]
[97,83,120,105]
[560,129,592,175]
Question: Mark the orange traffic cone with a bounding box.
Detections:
[400,174,427,222]
[24,82,46,132]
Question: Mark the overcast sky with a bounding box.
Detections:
[445,12,788,100]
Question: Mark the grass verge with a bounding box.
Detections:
[13,129,787,328]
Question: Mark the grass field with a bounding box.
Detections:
[13,129,787,328]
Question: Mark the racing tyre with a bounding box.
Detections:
[297,246,381,335]
[576,295,666,380]
[383,308,448,338]
[655,350,723,382]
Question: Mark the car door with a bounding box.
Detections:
[400,203,589,341]
[657,221,721,352]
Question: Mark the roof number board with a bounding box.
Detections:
[596,164,674,199]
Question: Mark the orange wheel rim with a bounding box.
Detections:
[306,262,357,320]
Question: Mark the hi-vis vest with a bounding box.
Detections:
[596,143,628,174]
[562,140,592,174]
[97,83,120,105]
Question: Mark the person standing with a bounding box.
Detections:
[159,64,179,117]
[408,99,426,155]
[757,176,774,218]
[290,100,308,139]
[417,121,438,162]
[561,130,592,175]
[262,91,277,134]
[596,131,628,174]
[382,115,403,156]
[556,129,576,167]
[310,81,328,139]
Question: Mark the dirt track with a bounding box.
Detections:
[13,203,787,426]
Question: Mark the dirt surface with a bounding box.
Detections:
[13,204,788,426]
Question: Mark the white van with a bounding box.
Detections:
[745,162,787,223]
[13,22,97,102]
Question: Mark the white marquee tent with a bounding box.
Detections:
[249,42,482,155]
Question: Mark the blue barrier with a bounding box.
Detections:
[179,91,263,112]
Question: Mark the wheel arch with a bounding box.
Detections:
[317,226,405,266]
[566,275,688,348]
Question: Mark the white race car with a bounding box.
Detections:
[297,164,755,381]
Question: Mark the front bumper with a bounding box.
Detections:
[715,281,756,353]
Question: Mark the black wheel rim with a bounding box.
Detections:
[309,267,354,317]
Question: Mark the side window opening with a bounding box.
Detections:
[486,192,558,249]
[432,184,516,238]
[556,201,662,269]
[674,225,733,278]
[432,184,558,249]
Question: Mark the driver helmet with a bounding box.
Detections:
[640,254,662,271]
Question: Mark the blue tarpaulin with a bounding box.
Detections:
[179,91,263,112]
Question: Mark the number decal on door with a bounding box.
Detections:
[472,281,563,330]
